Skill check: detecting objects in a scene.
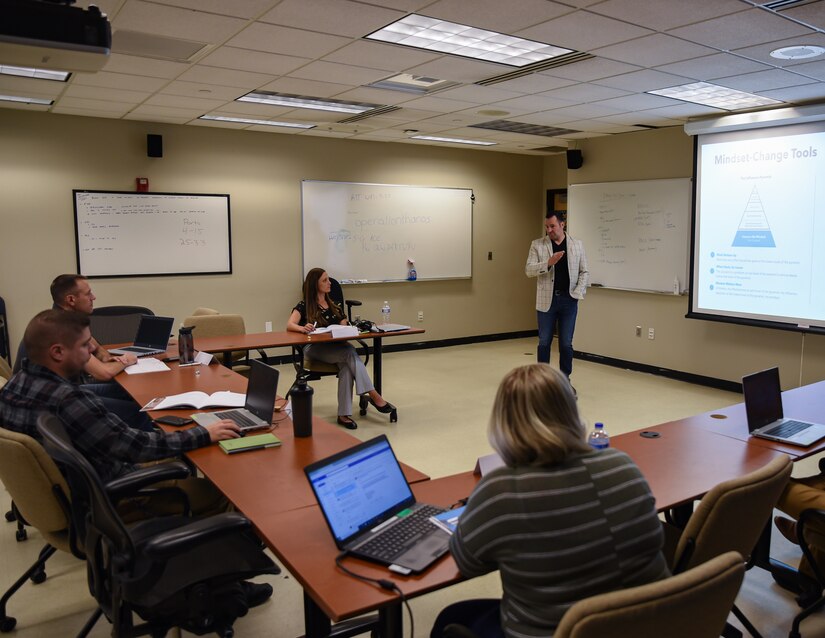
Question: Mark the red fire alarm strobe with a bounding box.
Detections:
[136,177,149,192]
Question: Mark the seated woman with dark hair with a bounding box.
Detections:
[432,364,668,638]
[286,268,395,429]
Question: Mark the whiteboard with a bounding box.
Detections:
[73,190,232,278]
[301,181,473,282]
[568,179,691,294]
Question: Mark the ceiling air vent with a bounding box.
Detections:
[338,105,401,124]
[476,52,593,87]
[112,30,211,62]
[470,120,580,138]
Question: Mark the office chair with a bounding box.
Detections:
[291,278,392,421]
[443,551,745,638]
[36,413,280,638]
[788,508,825,638]
[661,454,792,638]
[182,310,267,368]
[88,305,155,347]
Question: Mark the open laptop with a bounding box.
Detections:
[305,435,450,574]
[192,360,278,434]
[743,367,825,447]
[108,315,174,357]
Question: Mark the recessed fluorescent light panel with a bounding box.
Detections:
[410,134,496,146]
[648,82,781,110]
[198,115,314,129]
[366,14,573,67]
[0,94,53,105]
[236,91,383,114]
[0,65,70,81]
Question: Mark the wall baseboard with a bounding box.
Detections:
[262,330,740,393]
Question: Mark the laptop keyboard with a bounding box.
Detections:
[357,504,445,562]
[215,410,259,429]
[764,420,812,438]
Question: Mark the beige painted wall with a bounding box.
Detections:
[547,127,825,388]
[1,110,544,355]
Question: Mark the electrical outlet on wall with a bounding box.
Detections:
[648,328,655,340]
[265,321,272,332]
[417,311,424,322]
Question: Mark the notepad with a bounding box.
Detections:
[219,433,281,454]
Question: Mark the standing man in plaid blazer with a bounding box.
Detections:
[525,212,589,386]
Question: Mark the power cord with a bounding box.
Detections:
[334,552,415,638]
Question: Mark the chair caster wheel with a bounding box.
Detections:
[360,408,367,416]
[4,510,15,522]
[30,569,46,585]
[1,616,17,633]
[15,529,27,542]
[390,409,398,423]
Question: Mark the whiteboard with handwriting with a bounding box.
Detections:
[73,190,231,278]
[568,179,691,294]
[301,181,473,282]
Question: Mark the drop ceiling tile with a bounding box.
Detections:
[492,73,578,93]
[128,103,206,119]
[594,68,693,92]
[435,126,500,139]
[542,57,641,82]
[404,56,516,84]
[780,2,825,30]
[539,83,628,102]
[715,68,817,92]
[189,118,248,130]
[54,96,135,114]
[667,8,812,51]
[261,0,405,38]
[399,95,483,113]
[227,23,352,58]
[591,93,681,110]
[792,59,825,82]
[760,83,825,102]
[511,110,588,126]
[71,71,169,92]
[418,111,503,126]
[112,1,247,43]
[201,48,312,76]
[147,0,278,20]
[331,87,417,105]
[50,106,123,117]
[491,94,576,112]
[423,0,573,32]
[559,119,642,133]
[256,77,353,97]
[540,102,625,119]
[323,41,441,71]
[516,11,654,51]
[160,80,246,101]
[654,53,771,81]
[435,84,526,103]
[595,112,685,127]
[102,53,190,79]
[299,127,356,138]
[63,84,150,103]
[386,107,445,121]
[178,65,276,89]
[287,60,389,85]
[0,76,66,97]
[123,113,194,124]
[246,123,307,134]
[733,33,825,67]
[588,0,745,31]
[593,33,717,67]
[638,103,725,119]
[144,93,229,110]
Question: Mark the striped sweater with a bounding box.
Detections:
[450,448,668,638]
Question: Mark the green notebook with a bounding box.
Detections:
[219,433,281,454]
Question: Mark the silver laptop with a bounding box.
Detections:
[305,434,450,575]
[192,360,278,434]
[743,367,825,447]
[376,323,410,333]
[108,315,174,357]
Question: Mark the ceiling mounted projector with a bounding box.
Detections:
[0,0,111,73]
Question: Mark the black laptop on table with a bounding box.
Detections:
[108,315,174,357]
[742,366,825,447]
[191,360,278,434]
[305,434,451,575]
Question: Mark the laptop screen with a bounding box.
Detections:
[134,315,174,348]
[742,366,783,431]
[305,435,414,545]
[245,360,278,421]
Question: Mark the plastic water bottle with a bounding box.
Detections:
[588,422,610,450]
[381,301,391,325]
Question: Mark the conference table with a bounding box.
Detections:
[115,354,825,638]
[190,327,425,395]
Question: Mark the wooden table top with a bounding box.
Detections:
[191,328,427,354]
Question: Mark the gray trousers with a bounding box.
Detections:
[304,342,374,416]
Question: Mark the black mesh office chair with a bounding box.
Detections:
[88,305,154,347]
[292,278,389,421]
[36,413,280,638]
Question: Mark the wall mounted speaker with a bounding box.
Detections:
[566,149,583,169]
[147,134,163,158]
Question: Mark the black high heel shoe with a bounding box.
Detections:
[368,398,398,423]
[336,416,357,430]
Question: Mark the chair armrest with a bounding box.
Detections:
[798,508,825,584]
[142,512,252,558]
[105,461,191,501]
[346,299,362,308]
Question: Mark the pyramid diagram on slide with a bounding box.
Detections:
[732,186,776,247]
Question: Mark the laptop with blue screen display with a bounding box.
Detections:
[304,434,450,574]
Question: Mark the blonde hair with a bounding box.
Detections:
[489,364,590,467]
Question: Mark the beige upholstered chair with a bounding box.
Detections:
[662,454,792,638]
[790,508,825,638]
[553,551,745,638]
[182,311,249,367]
[0,357,11,383]
[0,426,80,632]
